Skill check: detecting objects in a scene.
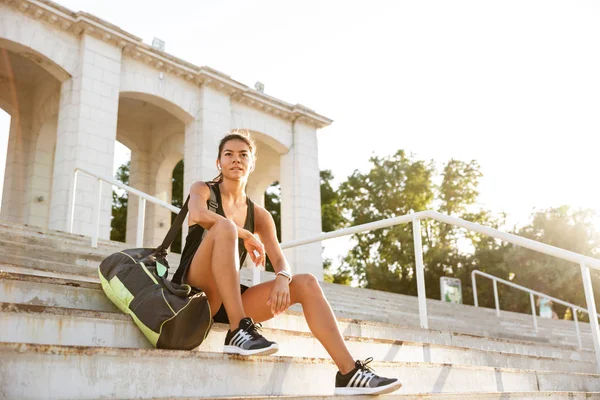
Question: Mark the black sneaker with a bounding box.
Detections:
[334,357,402,395]
[223,317,279,356]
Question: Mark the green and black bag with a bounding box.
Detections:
[98,195,212,350]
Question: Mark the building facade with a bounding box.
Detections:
[0,0,331,279]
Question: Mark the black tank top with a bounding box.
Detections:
[172,182,255,284]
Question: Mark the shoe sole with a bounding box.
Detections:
[334,380,403,396]
[223,343,279,356]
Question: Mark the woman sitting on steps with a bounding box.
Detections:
[172,131,402,396]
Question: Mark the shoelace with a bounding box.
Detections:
[246,322,264,339]
[356,357,376,375]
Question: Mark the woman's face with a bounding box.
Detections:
[217,139,254,181]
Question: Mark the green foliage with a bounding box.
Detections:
[110,161,130,243]
[320,170,346,233]
[264,170,347,275]
[170,160,184,253]
[323,258,353,285]
[500,206,600,320]
[264,182,281,273]
[264,182,281,242]
[338,150,435,293]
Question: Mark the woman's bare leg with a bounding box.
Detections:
[241,273,356,374]
[185,219,246,330]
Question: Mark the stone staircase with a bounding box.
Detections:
[1,221,599,399]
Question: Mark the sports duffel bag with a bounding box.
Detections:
[98,195,212,350]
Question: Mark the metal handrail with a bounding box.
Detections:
[69,170,600,372]
[280,209,600,372]
[472,269,600,350]
[69,167,181,248]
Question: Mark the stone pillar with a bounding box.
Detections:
[126,148,150,245]
[49,35,121,238]
[1,110,33,224]
[280,121,323,280]
[183,85,231,241]
[25,118,57,229]
[247,184,267,208]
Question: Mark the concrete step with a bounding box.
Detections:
[160,394,600,400]
[329,305,592,350]
[0,220,585,337]
[0,223,123,250]
[0,221,126,250]
[0,227,181,267]
[0,227,587,346]
[0,267,595,363]
[0,229,587,348]
[0,237,181,278]
[2,342,600,399]
[2,301,593,374]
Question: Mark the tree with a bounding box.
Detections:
[499,206,600,320]
[263,170,348,274]
[170,160,184,253]
[320,170,346,233]
[337,151,500,298]
[338,150,435,294]
[110,161,130,242]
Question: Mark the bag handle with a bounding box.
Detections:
[156,183,218,253]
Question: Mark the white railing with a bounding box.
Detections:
[69,168,181,248]
[472,269,600,350]
[69,172,600,372]
[280,210,600,372]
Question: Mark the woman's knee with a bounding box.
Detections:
[292,273,323,301]
[211,219,237,238]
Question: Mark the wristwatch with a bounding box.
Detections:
[276,270,292,283]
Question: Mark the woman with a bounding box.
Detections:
[172,131,402,395]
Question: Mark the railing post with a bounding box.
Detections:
[91,179,102,248]
[412,216,428,329]
[573,307,582,350]
[581,262,600,373]
[136,197,146,248]
[493,280,500,317]
[472,271,479,308]
[529,292,538,334]
[69,170,79,234]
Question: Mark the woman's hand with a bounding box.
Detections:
[267,275,291,316]
[242,231,265,267]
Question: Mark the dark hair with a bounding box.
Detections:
[210,130,257,183]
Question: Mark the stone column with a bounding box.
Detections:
[1,109,33,224]
[26,118,57,229]
[126,148,150,245]
[182,85,231,241]
[49,34,121,238]
[280,121,323,280]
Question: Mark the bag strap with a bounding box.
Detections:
[157,183,219,252]
[202,183,218,240]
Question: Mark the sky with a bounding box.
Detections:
[1,0,599,247]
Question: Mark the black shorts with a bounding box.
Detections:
[212,284,249,324]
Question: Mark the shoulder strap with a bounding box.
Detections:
[158,183,219,252]
[206,183,218,213]
[202,183,218,240]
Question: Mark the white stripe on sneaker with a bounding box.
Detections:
[230,331,243,346]
[348,370,362,387]
[233,333,246,347]
[358,374,370,388]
